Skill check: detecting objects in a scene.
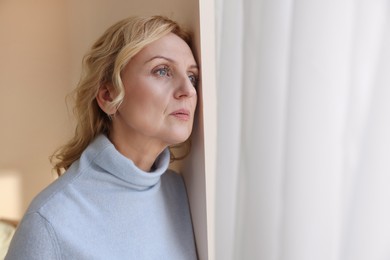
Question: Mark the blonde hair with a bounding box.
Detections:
[51,16,192,175]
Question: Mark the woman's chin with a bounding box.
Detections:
[166,133,191,146]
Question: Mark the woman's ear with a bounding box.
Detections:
[96,84,117,115]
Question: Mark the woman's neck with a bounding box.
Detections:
[108,131,166,172]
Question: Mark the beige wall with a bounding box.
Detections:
[0,0,72,218]
[0,0,215,259]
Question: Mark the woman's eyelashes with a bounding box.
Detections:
[152,65,198,87]
[153,65,171,77]
[188,74,198,87]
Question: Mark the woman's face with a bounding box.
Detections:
[112,33,198,148]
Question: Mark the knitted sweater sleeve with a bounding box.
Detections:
[5,212,61,260]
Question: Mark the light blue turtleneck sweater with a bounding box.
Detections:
[5,135,197,260]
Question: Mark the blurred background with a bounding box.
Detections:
[0,0,72,220]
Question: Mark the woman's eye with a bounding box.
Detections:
[154,66,170,77]
[188,74,198,87]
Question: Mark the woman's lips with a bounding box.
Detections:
[170,109,190,121]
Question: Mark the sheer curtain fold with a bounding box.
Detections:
[216,0,390,260]
[215,0,243,259]
[342,5,390,259]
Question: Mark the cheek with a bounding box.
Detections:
[123,85,170,116]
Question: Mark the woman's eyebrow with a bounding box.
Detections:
[145,55,174,64]
[189,64,199,71]
[145,55,199,70]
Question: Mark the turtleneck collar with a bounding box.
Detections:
[84,134,170,190]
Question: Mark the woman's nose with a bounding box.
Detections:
[174,74,197,99]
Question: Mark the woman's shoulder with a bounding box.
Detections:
[26,171,76,216]
[26,140,102,216]
[25,157,89,218]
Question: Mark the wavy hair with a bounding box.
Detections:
[51,16,192,175]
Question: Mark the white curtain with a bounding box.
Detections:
[215,0,390,259]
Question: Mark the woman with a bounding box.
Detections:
[6,16,198,259]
